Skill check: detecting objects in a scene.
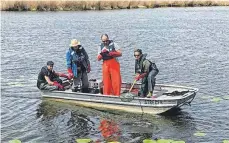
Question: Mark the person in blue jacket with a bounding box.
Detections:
[66,39,91,93]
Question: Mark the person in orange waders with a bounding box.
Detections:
[97,34,122,96]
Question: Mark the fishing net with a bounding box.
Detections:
[120,88,140,102]
[120,92,135,102]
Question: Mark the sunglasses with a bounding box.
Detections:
[102,40,109,43]
[134,54,140,57]
[72,45,79,48]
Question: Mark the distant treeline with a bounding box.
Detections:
[1,0,229,11]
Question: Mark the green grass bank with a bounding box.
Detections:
[1,0,229,11]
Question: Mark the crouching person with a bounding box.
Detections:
[37,61,70,91]
[134,49,159,98]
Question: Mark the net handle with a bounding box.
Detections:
[129,79,137,92]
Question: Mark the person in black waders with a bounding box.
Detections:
[37,61,71,91]
[66,39,91,93]
[134,49,159,98]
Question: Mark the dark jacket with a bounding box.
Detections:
[135,54,159,74]
[37,66,58,88]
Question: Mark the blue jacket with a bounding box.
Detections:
[66,46,90,77]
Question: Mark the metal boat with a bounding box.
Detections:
[41,79,198,114]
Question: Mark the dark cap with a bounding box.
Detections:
[47,61,54,66]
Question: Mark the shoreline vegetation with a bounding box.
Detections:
[1,0,229,11]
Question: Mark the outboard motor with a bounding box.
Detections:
[88,79,103,94]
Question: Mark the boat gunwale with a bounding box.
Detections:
[41,89,197,101]
[42,95,179,108]
[41,91,196,107]
[40,83,198,114]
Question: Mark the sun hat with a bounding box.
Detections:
[70,39,80,47]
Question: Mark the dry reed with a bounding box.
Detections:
[1,0,229,11]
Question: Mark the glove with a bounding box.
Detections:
[68,73,74,80]
[100,47,109,57]
[53,81,64,91]
[100,51,109,57]
[59,73,69,79]
[87,65,91,73]
[100,50,109,56]
[109,51,122,57]
[101,48,108,53]
[67,68,74,79]
[97,54,102,61]
[135,73,147,81]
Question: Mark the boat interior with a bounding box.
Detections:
[62,79,193,99]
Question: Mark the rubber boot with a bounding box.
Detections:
[147,91,153,98]
[147,91,156,98]
[82,88,89,93]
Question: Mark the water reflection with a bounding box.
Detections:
[36,99,197,142]
[36,100,98,142]
[99,119,121,142]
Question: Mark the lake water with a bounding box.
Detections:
[1,7,229,143]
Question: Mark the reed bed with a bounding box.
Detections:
[1,0,229,11]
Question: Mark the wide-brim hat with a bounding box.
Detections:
[70,39,80,47]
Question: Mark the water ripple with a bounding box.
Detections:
[1,7,229,142]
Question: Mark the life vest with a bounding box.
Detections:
[69,46,86,64]
[68,46,89,72]
[135,54,153,74]
[100,40,115,60]
[135,54,159,74]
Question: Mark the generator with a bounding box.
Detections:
[88,79,103,94]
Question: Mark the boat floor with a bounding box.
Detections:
[121,88,189,100]
[61,86,192,100]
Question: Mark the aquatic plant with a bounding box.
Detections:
[8,140,21,143]
[211,97,222,102]
[143,139,186,143]
[171,141,185,143]
[143,139,157,143]
[157,139,174,143]
[76,139,92,143]
[193,131,206,137]
[223,140,229,143]
[222,96,229,100]
[1,0,229,11]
